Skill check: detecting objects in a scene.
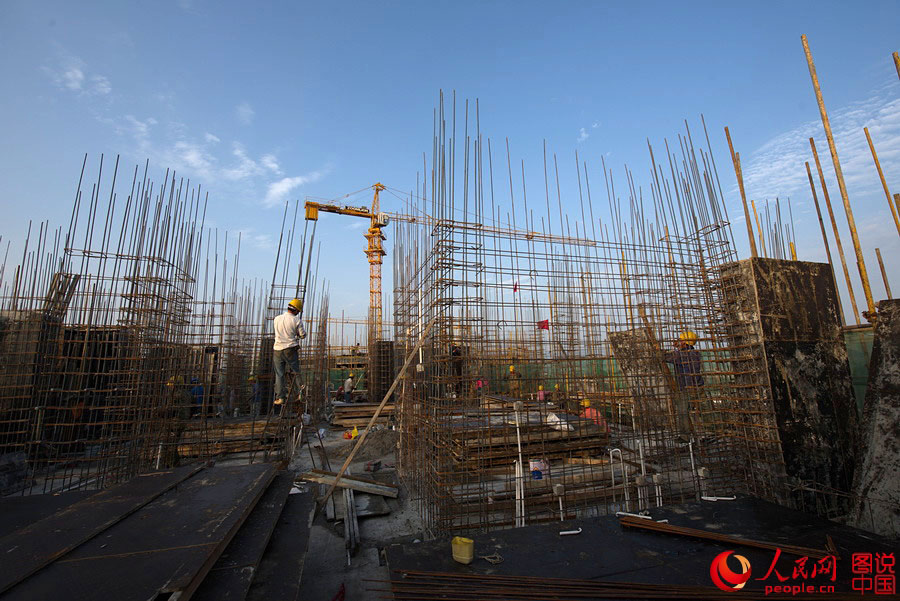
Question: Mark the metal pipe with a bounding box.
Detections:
[514,400,525,527]
[724,128,758,257]
[802,34,876,318]
[805,162,839,313]
[863,127,900,239]
[875,248,892,299]
[751,199,767,257]
[810,138,860,324]
[688,440,699,501]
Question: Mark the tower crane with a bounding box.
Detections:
[304,183,390,353]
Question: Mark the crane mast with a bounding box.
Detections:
[364,183,386,354]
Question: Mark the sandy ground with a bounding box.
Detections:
[290,422,426,600]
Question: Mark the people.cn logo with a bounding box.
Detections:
[710,550,752,591]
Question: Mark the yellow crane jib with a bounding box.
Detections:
[303,183,390,344]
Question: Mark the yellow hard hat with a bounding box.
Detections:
[554,383,560,390]
[509,365,515,372]
[248,375,257,382]
[167,375,184,387]
[349,373,354,378]
[581,399,591,408]
[288,298,303,311]
[679,330,698,344]
[538,385,544,391]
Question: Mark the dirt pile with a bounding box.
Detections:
[328,427,399,463]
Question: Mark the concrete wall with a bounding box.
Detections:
[748,258,859,494]
[852,299,900,538]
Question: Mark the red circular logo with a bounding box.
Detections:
[710,550,752,591]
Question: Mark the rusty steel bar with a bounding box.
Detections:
[863,127,900,239]
[801,34,876,318]
[875,248,892,299]
[724,128,758,257]
[805,161,844,321]
[750,199,767,257]
[810,138,860,325]
[618,514,832,558]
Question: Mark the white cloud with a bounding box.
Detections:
[740,86,900,202]
[173,141,215,177]
[236,229,275,251]
[61,67,85,90]
[577,127,589,143]
[90,75,111,95]
[261,154,281,174]
[44,54,111,96]
[236,102,255,125]
[115,121,292,188]
[264,171,326,207]
[125,115,156,137]
[221,142,263,180]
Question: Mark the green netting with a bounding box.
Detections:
[844,327,874,415]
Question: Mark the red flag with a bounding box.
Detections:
[537,319,549,330]
[513,282,519,292]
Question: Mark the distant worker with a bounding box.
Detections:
[450,343,463,395]
[248,374,261,417]
[273,298,307,407]
[344,373,355,402]
[579,399,609,432]
[189,377,204,417]
[161,376,190,466]
[507,365,521,398]
[537,385,545,402]
[664,330,704,435]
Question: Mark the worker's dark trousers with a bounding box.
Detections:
[673,387,700,435]
[273,346,301,402]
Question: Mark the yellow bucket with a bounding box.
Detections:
[451,536,474,565]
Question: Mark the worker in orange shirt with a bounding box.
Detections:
[580,399,609,432]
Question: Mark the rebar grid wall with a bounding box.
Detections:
[391,95,783,534]
[0,156,302,495]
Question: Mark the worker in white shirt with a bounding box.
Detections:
[272,298,307,407]
[344,373,355,402]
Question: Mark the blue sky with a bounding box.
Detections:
[1,0,898,324]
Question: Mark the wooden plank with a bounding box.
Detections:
[192,472,294,601]
[246,487,316,601]
[299,469,398,498]
[0,464,204,594]
[333,406,395,414]
[300,472,398,498]
[333,402,394,410]
[309,468,398,489]
[1,464,275,601]
[332,418,391,427]
[343,487,358,555]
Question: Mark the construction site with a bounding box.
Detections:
[1,28,899,601]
